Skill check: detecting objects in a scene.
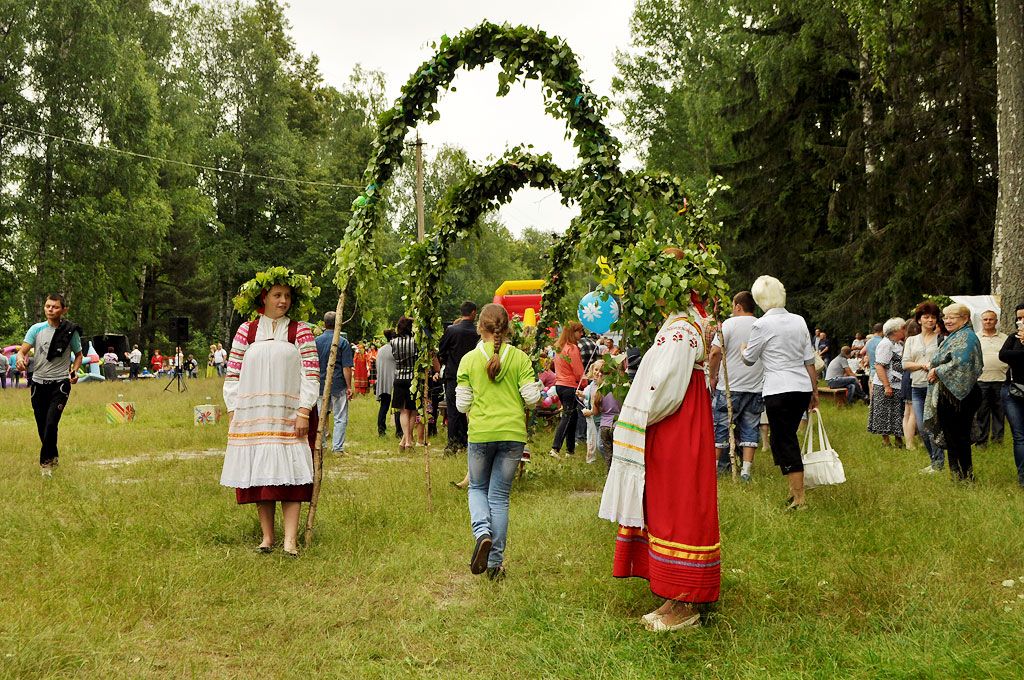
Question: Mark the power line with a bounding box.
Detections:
[0,121,365,190]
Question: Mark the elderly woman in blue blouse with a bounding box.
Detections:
[924,303,983,481]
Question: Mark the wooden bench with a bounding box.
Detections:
[818,385,849,407]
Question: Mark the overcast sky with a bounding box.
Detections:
[283,1,638,236]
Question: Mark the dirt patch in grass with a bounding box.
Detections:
[86,449,223,468]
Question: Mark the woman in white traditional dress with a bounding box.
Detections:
[221,268,321,556]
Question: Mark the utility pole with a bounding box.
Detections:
[414,132,426,243]
[408,131,432,511]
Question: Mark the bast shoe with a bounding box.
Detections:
[646,613,701,632]
[641,612,663,626]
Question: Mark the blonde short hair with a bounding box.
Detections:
[751,275,786,311]
[942,303,971,320]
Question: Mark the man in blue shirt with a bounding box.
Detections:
[315,311,355,454]
[864,322,884,373]
[16,293,83,477]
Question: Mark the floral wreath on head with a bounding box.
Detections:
[233,266,320,322]
[606,238,730,320]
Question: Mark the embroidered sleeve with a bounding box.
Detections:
[223,322,250,412]
[647,320,701,424]
[296,323,321,410]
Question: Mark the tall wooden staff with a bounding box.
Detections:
[304,291,345,547]
[413,133,433,512]
[717,326,739,480]
[421,360,434,512]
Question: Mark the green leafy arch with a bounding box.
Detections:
[334,21,626,293]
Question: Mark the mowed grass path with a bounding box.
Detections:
[1,378,1024,678]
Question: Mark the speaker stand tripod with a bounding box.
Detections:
[164,367,187,393]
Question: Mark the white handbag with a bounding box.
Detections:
[802,408,846,488]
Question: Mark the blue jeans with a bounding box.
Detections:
[713,390,763,472]
[827,376,863,404]
[912,386,943,469]
[320,392,349,452]
[467,441,523,569]
[1001,385,1024,486]
[575,401,588,442]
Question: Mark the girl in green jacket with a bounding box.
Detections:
[456,304,542,579]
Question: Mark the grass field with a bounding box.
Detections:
[2,377,1024,678]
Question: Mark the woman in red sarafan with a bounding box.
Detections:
[353,343,369,394]
[599,297,720,631]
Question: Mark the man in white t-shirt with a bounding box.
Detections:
[213,343,227,376]
[708,291,765,482]
[125,345,142,380]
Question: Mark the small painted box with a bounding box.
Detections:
[106,402,136,424]
[194,405,222,425]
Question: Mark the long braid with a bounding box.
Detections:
[485,307,510,381]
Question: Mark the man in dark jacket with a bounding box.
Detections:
[438,301,479,454]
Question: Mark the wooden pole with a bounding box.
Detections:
[414,132,433,512]
[415,132,426,243]
[718,327,739,480]
[304,290,346,547]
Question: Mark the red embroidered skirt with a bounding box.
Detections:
[613,370,721,603]
[236,408,319,504]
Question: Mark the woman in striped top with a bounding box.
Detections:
[389,316,418,451]
[220,283,320,557]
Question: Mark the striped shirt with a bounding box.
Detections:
[390,335,417,380]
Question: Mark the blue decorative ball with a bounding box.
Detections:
[577,291,619,334]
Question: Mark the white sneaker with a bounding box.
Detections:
[41,466,52,478]
[549,449,561,459]
[919,465,938,474]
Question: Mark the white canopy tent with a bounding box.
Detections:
[950,295,1002,333]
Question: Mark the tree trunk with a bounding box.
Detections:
[135,265,147,345]
[860,52,879,235]
[993,0,1024,331]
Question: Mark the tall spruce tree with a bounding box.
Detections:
[618,0,997,334]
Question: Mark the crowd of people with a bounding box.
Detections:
[12,263,1024,633]
[811,302,1024,485]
